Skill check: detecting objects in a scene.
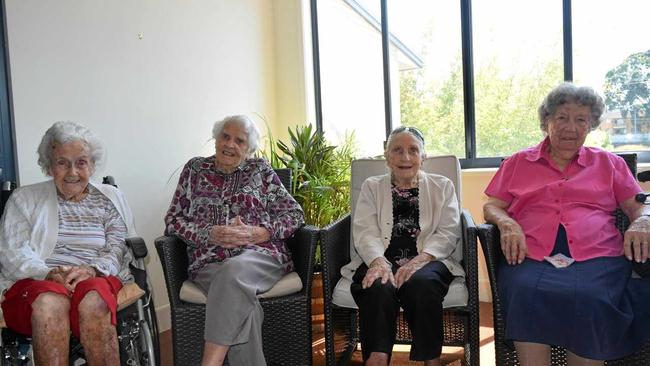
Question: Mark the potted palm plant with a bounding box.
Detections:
[263,124,355,332]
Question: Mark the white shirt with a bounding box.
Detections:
[0,180,137,294]
[333,171,464,307]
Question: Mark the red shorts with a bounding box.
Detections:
[1,276,122,338]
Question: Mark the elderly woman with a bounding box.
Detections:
[0,121,136,365]
[337,127,464,366]
[164,115,304,366]
[484,82,650,365]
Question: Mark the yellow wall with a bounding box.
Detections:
[461,169,496,301]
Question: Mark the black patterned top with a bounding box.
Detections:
[164,156,304,278]
[384,186,421,267]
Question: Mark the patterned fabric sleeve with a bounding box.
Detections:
[259,162,305,240]
[95,201,129,276]
[164,159,212,250]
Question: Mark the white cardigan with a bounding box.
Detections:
[0,180,137,294]
[333,171,464,307]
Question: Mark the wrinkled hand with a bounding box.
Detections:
[62,266,97,292]
[499,219,527,265]
[362,258,395,289]
[394,254,433,288]
[624,216,650,263]
[45,266,70,286]
[209,216,270,249]
[46,265,96,292]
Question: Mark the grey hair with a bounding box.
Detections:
[211,115,260,155]
[538,82,605,132]
[384,127,427,159]
[37,121,105,176]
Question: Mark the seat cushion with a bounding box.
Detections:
[117,282,146,311]
[179,271,303,304]
[0,282,145,328]
[332,275,468,309]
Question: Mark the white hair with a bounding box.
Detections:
[211,115,261,155]
[37,121,105,176]
[384,127,427,159]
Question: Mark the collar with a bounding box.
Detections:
[203,155,245,174]
[525,137,588,168]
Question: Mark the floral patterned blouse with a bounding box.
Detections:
[384,186,421,267]
[164,156,305,279]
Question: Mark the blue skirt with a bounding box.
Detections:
[498,225,650,360]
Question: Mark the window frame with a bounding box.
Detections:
[310,0,648,168]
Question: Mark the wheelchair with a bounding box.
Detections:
[0,179,160,366]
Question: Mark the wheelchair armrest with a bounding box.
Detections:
[154,235,189,306]
[461,209,479,307]
[286,225,319,296]
[320,213,351,300]
[126,237,148,259]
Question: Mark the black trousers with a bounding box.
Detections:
[350,260,453,361]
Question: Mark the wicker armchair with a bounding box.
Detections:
[155,168,319,366]
[478,152,650,365]
[320,156,480,366]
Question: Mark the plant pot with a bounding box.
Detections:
[311,271,324,334]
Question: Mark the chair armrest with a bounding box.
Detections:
[320,213,351,300]
[126,237,148,259]
[286,225,319,296]
[461,210,479,307]
[477,223,501,303]
[154,235,189,306]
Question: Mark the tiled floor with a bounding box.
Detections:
[159,302,495,365]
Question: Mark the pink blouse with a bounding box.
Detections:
[485,137,641,261]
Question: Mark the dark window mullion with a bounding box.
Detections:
[563,0,573,81]
[0,2,15,183]
[380,0,392,139]
[310,0,323,132]
[460,0,476,159]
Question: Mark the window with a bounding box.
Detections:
[573,0,650,153]
[317,0,386,158]
[311,0,650,166]
[473,0,563,157]
[388,0,465,157]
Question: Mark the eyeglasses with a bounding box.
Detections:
[390,126,425,144]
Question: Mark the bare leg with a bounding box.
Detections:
[515,341,551,366]
[31,292,71,365]
[78,291,119,366]
[424,358,441,366]
[202,341,230,366]
[366,351,389,366]
[567,351,604,366]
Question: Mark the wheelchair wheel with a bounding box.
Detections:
[118,294,160,366]
[141,294,160,366]
[1,330,33,366]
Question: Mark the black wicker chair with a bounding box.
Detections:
[155,168,319,366]
[320,157,480,366]
[478,153,650,365]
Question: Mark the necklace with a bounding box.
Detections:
[391,173,419,189]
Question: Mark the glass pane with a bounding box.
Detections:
[318,0,386,158]
[573,0,650,152]
[389,0,465,157]
[474,0,563,157]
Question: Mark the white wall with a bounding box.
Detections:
[5,0,309,331]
